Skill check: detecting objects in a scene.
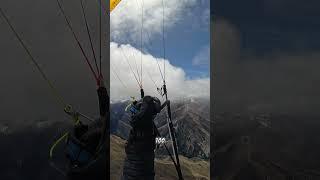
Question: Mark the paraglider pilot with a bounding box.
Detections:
[122,95,169,180]
[66,76,109,180]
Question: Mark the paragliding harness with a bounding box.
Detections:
[48,85,108,175]
[63,107,94,169]
[65,134,93,168]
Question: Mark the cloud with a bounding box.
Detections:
[213,18,320,115]
[192,44,210,66]
[110,42,210,101]
[189,2,210,31]
[110,0,198,42]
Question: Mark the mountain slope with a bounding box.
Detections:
[110,98,210,159]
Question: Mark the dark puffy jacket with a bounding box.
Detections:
[122,96,160,180]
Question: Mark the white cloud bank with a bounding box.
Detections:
[110,42,210,101]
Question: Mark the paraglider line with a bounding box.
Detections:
[79,0,100,76]
[119,45,142,88]
[0,7,66,107]
[162,0,166,82]
[99,0,102,75]
[140,0,144,88]
[56,0,99,83]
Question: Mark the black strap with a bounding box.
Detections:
[97,86,108,117]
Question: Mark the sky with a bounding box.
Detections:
[212,0,320,115]
[110,0,210,100]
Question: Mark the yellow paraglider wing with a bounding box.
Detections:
[110,0,122,12]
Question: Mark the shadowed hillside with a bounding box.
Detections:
[212,113,320,180]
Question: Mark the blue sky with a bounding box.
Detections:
[148,1,210,78]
